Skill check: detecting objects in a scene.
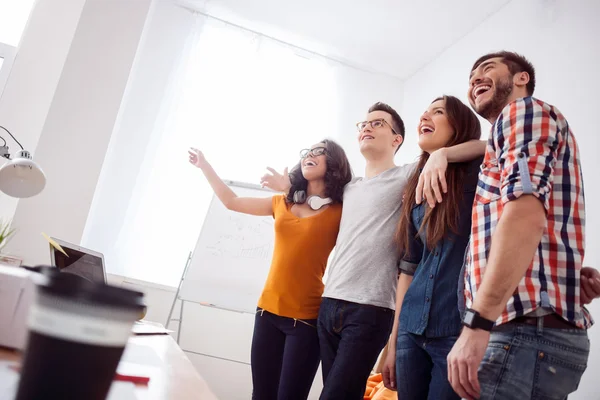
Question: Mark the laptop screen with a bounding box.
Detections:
[52,246,105,284]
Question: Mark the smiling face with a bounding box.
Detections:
[417,99,455,153]
[357,111,402,157]
[300,142,327,181]
[468,56,532,122]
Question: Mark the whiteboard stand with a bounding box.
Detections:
[165,251,192,344]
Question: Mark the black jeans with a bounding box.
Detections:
[317,298,394,400]
[251,308,320,400]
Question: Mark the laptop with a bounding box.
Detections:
[49,238,107,284]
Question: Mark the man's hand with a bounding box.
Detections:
[416,148,448,208]
[260,167,291,193]
[447,328,489,400]
[581,267,600,305]
[382,346,397,391]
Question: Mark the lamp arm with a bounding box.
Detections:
[0,126,24,151]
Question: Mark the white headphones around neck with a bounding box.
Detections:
[293,190,333,210]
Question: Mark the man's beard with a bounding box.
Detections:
[475,76,513,121]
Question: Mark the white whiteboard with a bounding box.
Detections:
[179,181,275,313]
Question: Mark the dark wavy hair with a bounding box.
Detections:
[286,139,352,204]
[396,95,481,253]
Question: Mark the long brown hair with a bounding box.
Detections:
[396,95,481,253]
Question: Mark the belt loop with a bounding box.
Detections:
[536,316,544,335]
[261,309,264,317]
[294,318,297,327]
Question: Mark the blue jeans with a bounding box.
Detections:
[479,321,590,399]
[395,331,460,400]
[317,298,394,400]
[251,308,320,400]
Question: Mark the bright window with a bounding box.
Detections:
[0,0,35,97]
[0,0,36,46]
[85,16,339,287]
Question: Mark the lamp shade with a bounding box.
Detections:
[0,150,46,198]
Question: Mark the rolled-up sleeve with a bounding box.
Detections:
[497,98,562,211]
[399,211,423,276]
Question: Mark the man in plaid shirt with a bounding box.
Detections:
[446,51,593,400]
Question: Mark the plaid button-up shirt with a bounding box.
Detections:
[463,96,592,329]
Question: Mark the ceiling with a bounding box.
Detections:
[178,0,511,80]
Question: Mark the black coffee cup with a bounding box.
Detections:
[16,266,145,400]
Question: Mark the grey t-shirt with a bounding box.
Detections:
[323,163,416,310]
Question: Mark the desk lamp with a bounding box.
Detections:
[0,125,45,198]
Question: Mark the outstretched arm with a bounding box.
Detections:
[189,148,272,216]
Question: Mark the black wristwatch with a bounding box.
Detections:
[462,308,495,331]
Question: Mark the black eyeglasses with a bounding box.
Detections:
[356,119,399,135]
[300,147,327,158]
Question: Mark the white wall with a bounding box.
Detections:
[5,0,152,265]
[400,1,600,398]
[0,0,87,222]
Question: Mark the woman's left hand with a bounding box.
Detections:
[382,345,397,391]
[416,148,448,208]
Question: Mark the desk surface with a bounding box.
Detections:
[0,334,218,400]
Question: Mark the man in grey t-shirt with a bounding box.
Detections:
[317,102,411,400]
[322,162,414,310]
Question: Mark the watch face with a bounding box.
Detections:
[464,311,475,325]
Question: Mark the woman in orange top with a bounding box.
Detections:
[189,139,352,400]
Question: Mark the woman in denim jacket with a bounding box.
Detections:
[382,95,482,400]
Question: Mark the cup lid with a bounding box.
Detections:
[25,265,145,311]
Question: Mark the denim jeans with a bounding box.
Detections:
[395,331,460,400]
[251,308,320,400]
[317,298,394,400]
[479,321,589,399]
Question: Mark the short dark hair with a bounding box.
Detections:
[368,102,405,154]
[471,51,536,96]
[286,139,353,205]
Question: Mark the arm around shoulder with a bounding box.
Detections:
[445,139,486,163]
[416,140,486,207]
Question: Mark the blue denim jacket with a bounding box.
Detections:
[399,157,483,338]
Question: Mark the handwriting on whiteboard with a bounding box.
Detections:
[203,215,274,260]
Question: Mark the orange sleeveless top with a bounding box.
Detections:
[257,195,342,320]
